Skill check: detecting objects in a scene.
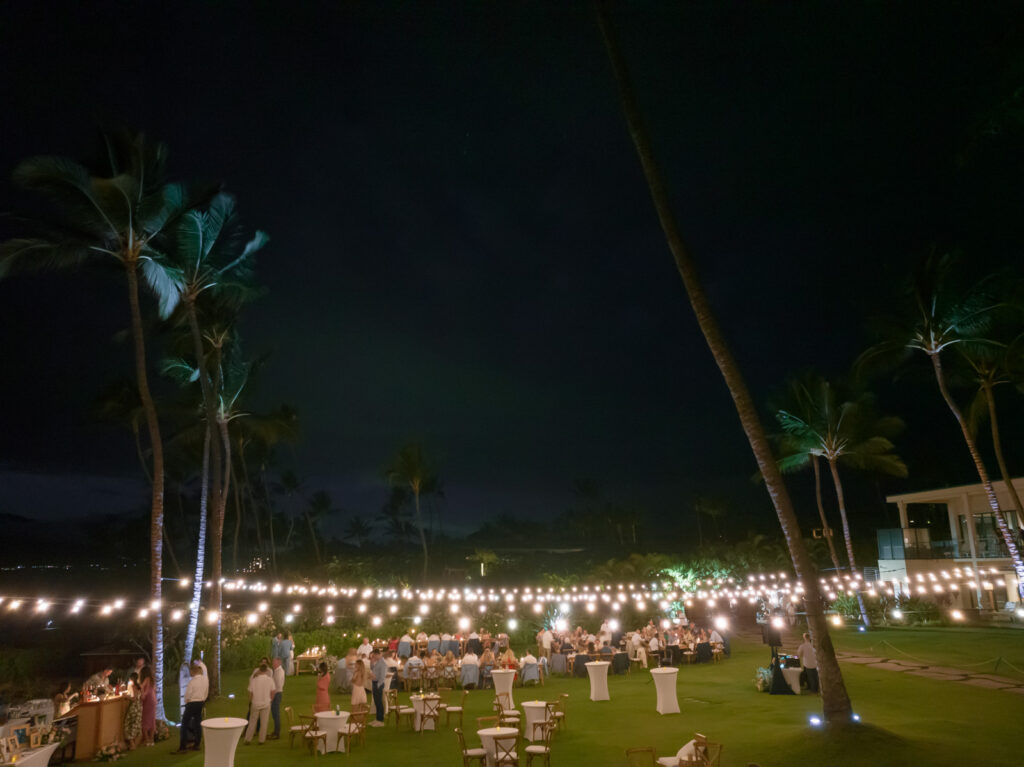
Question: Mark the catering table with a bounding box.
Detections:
[520,700,548,742]
[3,742,59,767]
[650,667,680,715]
[585,661,610,702]
[477,726,519,767]
[200,717,246,767]
[67,694,130,761]
[409,694,440,731]
[781,667,802,695]
[294,653,323,676]
[314,711,349,753]
[490,669,517,707]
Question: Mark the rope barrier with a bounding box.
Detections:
[861,639,1024,678]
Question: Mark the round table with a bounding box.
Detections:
[314,711,350,753]
[651,667,680,714]
[520,700,548,742]
[477,726,519,767]
[781,667,802,695]
[585,661,610,701]
[490,669,517,706]
[410,694,440,731]
[201,717,247,767]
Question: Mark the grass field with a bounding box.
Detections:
[116,627,1024,767]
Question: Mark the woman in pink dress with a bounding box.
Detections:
[139,666,157,745]
[314,662,331,713]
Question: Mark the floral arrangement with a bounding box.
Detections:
[323,655,339,675]
[754,667,772,692]
[155,720,170,742]
[93,743,126,762]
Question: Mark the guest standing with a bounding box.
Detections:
[122,673,142,749]
[797,633,819,693]
[314,662,331,712]
[244,664,274,745]
[139,666,156,746]
[370,651,387,727]
[173,663,208,753]
[269,658,285,739]
[351,660,368,707]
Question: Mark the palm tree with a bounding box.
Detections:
[858,252,1024,599]
[305,491,336,565]
[0,133,196,721]
[595,4,853,721]
[386,443,440,582]
[344,516,375,549]
[243,405,300,573]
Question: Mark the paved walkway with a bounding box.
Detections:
[833,650,1024,693]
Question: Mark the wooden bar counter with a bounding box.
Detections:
[67,695,129,761]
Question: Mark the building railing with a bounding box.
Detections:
[878,528,1012,560]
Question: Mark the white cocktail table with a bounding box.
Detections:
[520,700,548,742]
[410,694,440,731]
[314,710,350,753]
[477,726,519,767]
[201,717,247,767]
[651,667,680,714]
[490,669,517,707]
[585,661,610,701]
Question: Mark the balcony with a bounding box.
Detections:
[878,528,1010,560]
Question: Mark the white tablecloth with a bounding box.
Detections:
[201,717,247,767]
[314,711,350,753]
[4,742,59,767]
[651,667,679,714]
[490,669,517,707]
[477,726,519,767]
[781,667,802,694]
[656,740,697,766]
[585,661,610,701]
[410,694,440,731]
[520,700,548,742]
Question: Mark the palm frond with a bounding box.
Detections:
[140,253,184,319]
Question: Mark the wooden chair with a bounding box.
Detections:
[298,715,327,756]
[524,721,553,766]
[284,706,306,748]
[337,711,366,754]
[443,665,459,686]
[625,746,657,766]
[492,731,519,766]
[436,686,453,712]
[495,693,521,730]
[387,689,415,729]
[476,715,499,730]
[454,727,487,766]
[404,665,424,694]
[535,706,556,741]
[424,665,440,691]
[446,689,469,728]
[550,693,568,730]
[419,696,441,733]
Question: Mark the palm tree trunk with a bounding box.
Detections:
[184,427,210,666]
[596,2,852,722]
[125,260,166,722]
[812,456,844,573]
[826,458,871,626]
[241,453,264,555]
[414,491,429,582]
[261,468,277,573]
[209,416,232,694]
[983,381,1024,531]
[231,461,243,572]
[304,511,322,565]
[931,354,1024,598]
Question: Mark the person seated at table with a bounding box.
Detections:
[586,641,597,654]
[416,630,428,644]
[429,648,443,665]
[314,662,331,713]
[598,640,614,657]
[405,650,426,678]
[462,648,479,667]
[388,636,399,652]
[480,628,492,649]
[480,648,496,668]
[649,634,662,655]
[709,627,724,644]
[443,650,457,667]
[520,649,537,667]
[499,648,517,669]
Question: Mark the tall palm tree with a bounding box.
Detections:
[344,516,375,549]
[305,490,335,565]
[858,253,1024,599]
[386,443,440,582]
[595,3,853,721]
[0,133,195,721]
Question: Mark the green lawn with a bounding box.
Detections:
[120,629,1023,767]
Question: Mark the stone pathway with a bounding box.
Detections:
[834,651,1024,693]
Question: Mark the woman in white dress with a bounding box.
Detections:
[351,660,368,707]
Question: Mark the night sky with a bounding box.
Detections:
[2,2,1023,539]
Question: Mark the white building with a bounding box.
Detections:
[882,478,1023,609]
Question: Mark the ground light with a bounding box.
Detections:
[809,715,822,727]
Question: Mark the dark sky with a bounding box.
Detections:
[2,1,1023,536]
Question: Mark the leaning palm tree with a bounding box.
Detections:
[858,252,1024,599]
[0,133,196,721]
[386,443,440,582]
[596,3,853,721]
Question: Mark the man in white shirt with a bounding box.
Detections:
[630,633,648,668]
[245,664,275,744]
[172,663,208,753]
[520,650,537,667]
[357,637,373,659]
[539,628,553,660]
[269,658,285,739]
[709,629,724,644]
[462,650,479,667]
[796,633,819,693]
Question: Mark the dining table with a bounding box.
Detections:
[477,726,519,767]
[314,710,350,753]
[200,716,247,767]
[490,669,517,707]
[585,661,611,701]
